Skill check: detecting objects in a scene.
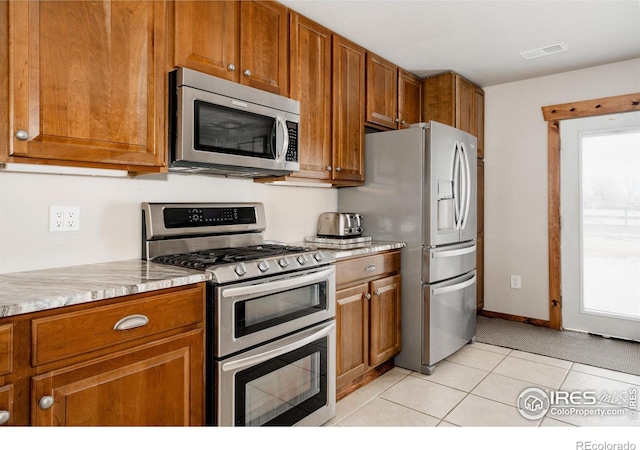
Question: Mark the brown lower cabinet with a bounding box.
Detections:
[0,283,206,426]
[335,251,401,399]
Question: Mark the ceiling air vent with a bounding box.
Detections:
[520,43,569,60]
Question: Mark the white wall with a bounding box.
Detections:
[483,58,640,320]
[0,169,337,273]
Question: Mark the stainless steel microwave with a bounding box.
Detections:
[169,68,300,178]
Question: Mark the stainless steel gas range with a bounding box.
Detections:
[142,202,336,426]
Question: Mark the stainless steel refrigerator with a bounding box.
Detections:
[339,121,477,375]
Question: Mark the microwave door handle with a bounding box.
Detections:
[222,321,336,372]
[276,117,288,164]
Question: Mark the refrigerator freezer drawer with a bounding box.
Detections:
[422,270,476,371]
[423,241,476,283]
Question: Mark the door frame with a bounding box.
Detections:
[541,92,640,329]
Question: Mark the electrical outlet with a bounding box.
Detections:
[510,275,522,290]
[50,206,80,232]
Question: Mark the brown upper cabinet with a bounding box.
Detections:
[261,17,365,187]
[422,71,484,158]
[332,34,366,185]
[174,0,288,96]
[2,0,168,173]
[366,53,422,130]
[275,12,333,182]
[366,53,398,129]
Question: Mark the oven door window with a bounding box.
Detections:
[235,337,328,426]
[194,100,276,160]
[235,283,327,338]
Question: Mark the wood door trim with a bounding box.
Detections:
[541,92,640,329]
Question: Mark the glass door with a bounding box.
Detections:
[561,112,640,341]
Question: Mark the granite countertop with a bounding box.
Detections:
[0,241,405,319]
[0,260,211,318]
[297,239,406,260]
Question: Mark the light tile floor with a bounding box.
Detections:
[327,342,640,427]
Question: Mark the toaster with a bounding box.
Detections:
[316,212,363,238]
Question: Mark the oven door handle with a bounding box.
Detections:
[221,321,336,372]
[220,266,334,299]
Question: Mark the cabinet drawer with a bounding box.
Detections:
[336,251,401,287]
[0,324,12,377]
[32,285,205,367]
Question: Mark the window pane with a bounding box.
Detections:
[581,130,640,320]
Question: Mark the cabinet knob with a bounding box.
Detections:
[39,396,54,410]
[15,129,29,141]
[335,167,341,172]
[395,118,400,123]
[0,410,10,425]
[227,64,236,72]
[243,69,251,77]
[326,166,332,171]
[374,289,381,296]
[365,293,371,300]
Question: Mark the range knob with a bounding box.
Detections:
[235,262,247,277]
[278,257,290,268]
[257,260,270,272]
[297,254,308,265]
[313,251,325,262]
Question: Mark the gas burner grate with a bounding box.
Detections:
[152,244,312,270]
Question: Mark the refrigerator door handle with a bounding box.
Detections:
[432,244,476,259]
[452,142,461,229]
[431,273,476,296]
[460,142,472,230]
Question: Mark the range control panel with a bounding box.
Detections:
[163,206,257,228]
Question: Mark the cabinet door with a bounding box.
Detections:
[456,75,476,136]
[476,235,484,310]
[336,284,369,387]
[332,34,365,184]
[0,384,13,426]
[7,1,167,172]
[421,72,456,127]
[174,0,239,81]
[365,53,398,130]
[289,12,332,181]
[32,330,203,426]
[239,0,288,95]
[475,87,485,158]
[398,69,422,128]
[369,274,402,367]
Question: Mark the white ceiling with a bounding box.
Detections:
[278,0,640,87]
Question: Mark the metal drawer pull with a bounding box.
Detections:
[0,410,10,424]
[113,314,149,331]
[432,244,476,259]
[39,396,54,410]
[364,264,376,272]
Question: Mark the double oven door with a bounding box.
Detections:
[207,265,336,426]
